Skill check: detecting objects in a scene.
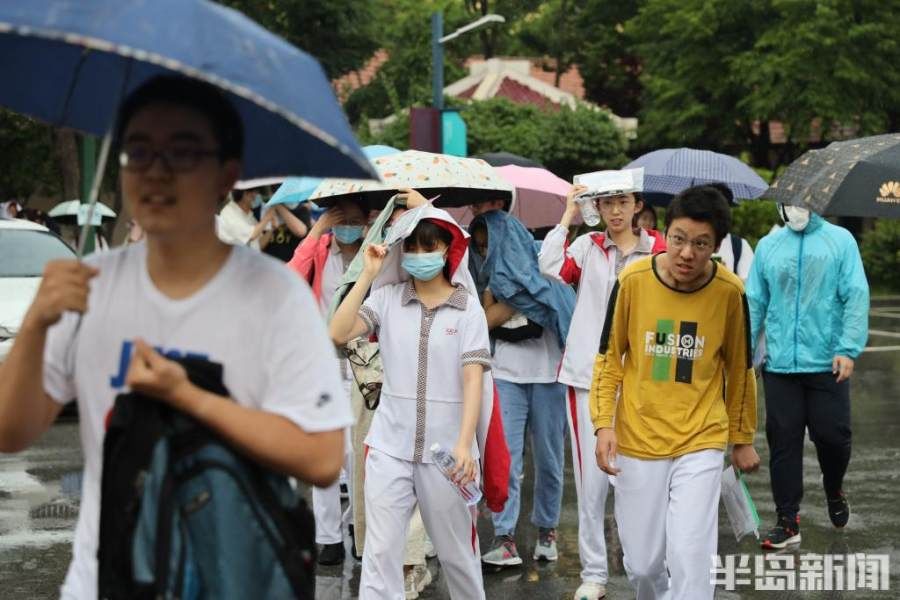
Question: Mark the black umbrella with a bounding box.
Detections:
[766,133,900,218]
[473,152,544,169]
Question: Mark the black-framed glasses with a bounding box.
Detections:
[118,143,221,173]
[667,232,714,252]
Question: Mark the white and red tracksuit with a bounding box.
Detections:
[539,225,665,586]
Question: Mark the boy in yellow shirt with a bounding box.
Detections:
[591,185,760,600]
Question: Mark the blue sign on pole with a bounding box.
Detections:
[441,110,467,157]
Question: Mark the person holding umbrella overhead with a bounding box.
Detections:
[538,168,665,600]
[747,203,869,549]
[0,76,352,599]
[287,196,369,566]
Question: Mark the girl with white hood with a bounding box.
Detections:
[330,203,505,600]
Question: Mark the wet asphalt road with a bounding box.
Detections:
[2,299,899,599]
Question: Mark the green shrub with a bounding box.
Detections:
[364,98,629,182]
[731,200,780,248]
[860,219,900,292]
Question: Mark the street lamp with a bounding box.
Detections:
[431,12,505,110]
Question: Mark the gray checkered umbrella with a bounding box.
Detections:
[766,133,900,218]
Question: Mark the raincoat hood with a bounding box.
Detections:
[376,203,475,294]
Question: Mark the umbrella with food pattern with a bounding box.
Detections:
[308,150,513,212]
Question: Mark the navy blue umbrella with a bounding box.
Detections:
[0,0,375,182]
[625,148,768,206]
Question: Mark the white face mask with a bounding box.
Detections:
[780,204,811,232]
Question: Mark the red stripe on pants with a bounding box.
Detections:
[568,387,583,478]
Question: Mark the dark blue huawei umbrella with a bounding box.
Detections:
[625,148,768,206]
[0,0,375,181]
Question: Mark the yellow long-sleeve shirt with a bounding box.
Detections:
[590,256,757,459]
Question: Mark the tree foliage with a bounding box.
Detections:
[343,0,470,125]
[731,0,900,141]
[220,0,379,79]
[627,1,775,159]
[364,98,628,181]
[731,200,780,249]
[5,0,900,206]
[860,219,900,292]
[628,0,900,169]
[462,0,545,59]
[0,109,60,200]
[515,0,642,116]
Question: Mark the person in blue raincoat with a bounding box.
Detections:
[747,204,869,550]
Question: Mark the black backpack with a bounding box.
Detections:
[730,234,744,272]
[97,358,316,599]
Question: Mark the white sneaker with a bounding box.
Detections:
[404,564,433,599]
[423,534,436,559]
[481,535,524,566]
[533,527,559,561]
[574,581,607,600]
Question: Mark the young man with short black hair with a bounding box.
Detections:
[0,76,350,599]
[591,185,760,599]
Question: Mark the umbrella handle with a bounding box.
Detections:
[75,57,131,260]
[76,129,114,259]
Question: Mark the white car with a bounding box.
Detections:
[0,218,76,363]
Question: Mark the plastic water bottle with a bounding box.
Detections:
[430,443,482,506]
[576,193,602,227]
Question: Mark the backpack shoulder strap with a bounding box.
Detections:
[730,234,743,271]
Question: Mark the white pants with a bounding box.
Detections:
[403,506,426,566]
[613,449,724,600]
[567,386,609,584]
[360,448,485,600]
[314,380,354,545]
[312,458,352,544]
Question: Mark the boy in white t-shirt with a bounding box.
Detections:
[0,76,351,599]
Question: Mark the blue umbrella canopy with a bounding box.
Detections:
[0,0,375,181]
[266,145,399,208]
[625,148,768,205]
[265,177,321,208]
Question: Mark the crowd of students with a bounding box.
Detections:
[0,75,870,600]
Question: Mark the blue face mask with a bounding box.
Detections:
[333,225,364,244]
[252,194,264,209]
[402,251,446,281]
